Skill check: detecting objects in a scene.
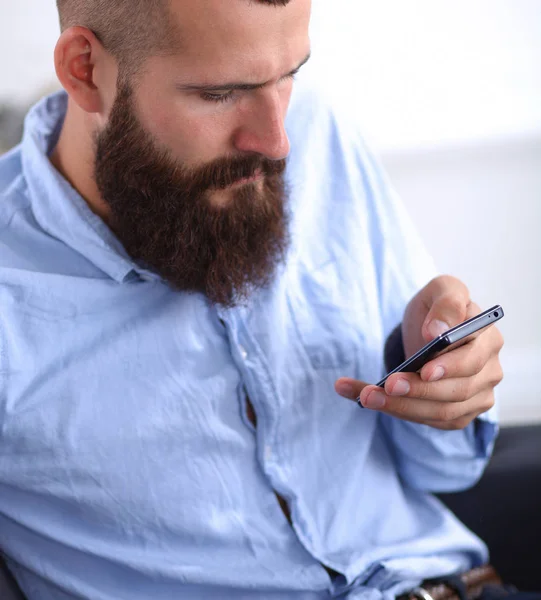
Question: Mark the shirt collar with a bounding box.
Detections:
[20,91,156,283]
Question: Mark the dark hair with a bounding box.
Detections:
[56,0,292,79]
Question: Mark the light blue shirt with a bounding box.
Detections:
[0,87,497,600]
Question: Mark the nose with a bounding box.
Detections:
[233,89,291,161]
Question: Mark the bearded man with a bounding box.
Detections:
[0,1,523,599]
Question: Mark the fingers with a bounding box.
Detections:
[419,319,504,383]
[336,360,501,430]
[335,377,370,400]
[335,288,504,431]
[358,374,481,409]
[418,325,491,382]
[383,372,484,404]
[384,351,502,400]
[430,405,492,431]
[421,277,472,341]
[336,333,503,406]
[358,385,496,428]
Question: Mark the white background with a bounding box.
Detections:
[310,0,541,425]
[1,0,540,424]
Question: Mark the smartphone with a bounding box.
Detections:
[376,305,504,388]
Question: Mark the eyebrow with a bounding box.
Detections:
[177,51,311,93]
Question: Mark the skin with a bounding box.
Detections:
[51,0,312,216]
[336,276,505,431]
[50,1,504,430]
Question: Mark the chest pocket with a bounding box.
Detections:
[286,258,371,371]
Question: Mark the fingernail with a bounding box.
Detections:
[428,319,449,339]
[428,366,445,382]
[390,379,410,396]
[363,390,386,409]
[336,382,356,399]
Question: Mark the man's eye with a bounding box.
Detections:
[282,72,298,82]
[200,91,235,104]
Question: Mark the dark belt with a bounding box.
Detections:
[399,566,504,600]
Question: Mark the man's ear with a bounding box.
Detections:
[54,26,111,114]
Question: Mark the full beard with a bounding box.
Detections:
[94,84,290,307]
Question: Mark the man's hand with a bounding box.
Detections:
[335,276,504,430]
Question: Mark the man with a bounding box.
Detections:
[0,0,516,598]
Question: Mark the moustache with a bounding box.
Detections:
[193,155,287,191]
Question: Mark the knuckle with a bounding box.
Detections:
[434,404,455,422]
[485,361,504,387]
[474,394,494,416]
[416,383,431,400]
[468,301,481,314]
[445,295,468,318]
[472,352,486,376]
[442,275,470,297]
[435,418,462,431]
[486,328,504,354]
[495,330,505,352]
[438,412,473,430]
[456,379,473,402]
[483,394,495,412]
[493,364,504,386]
[396,396,413,416]
[388,397,411,418]
[455,347,484,376]
[453,416,472,430]
[447,354,465,376]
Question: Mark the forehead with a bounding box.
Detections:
[167,0,311,74]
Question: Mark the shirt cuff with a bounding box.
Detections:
[467,403,499,459]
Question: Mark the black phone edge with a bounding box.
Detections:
[373,304,504,389]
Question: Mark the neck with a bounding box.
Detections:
[49,98,112,223]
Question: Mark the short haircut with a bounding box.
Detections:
[56,0,292,80]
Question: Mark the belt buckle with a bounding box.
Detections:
[410,587,436,600]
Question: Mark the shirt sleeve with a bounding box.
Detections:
[380,411,499,493]
[355,136,499,494]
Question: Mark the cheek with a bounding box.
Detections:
[139,98,234,165]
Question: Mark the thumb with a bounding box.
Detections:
[422,294,469,342]
[335,377,370,401]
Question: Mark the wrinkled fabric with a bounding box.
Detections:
[0,86,498,600]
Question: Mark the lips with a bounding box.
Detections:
[229,168,263,187]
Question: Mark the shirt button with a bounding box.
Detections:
[239,346,248,360]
